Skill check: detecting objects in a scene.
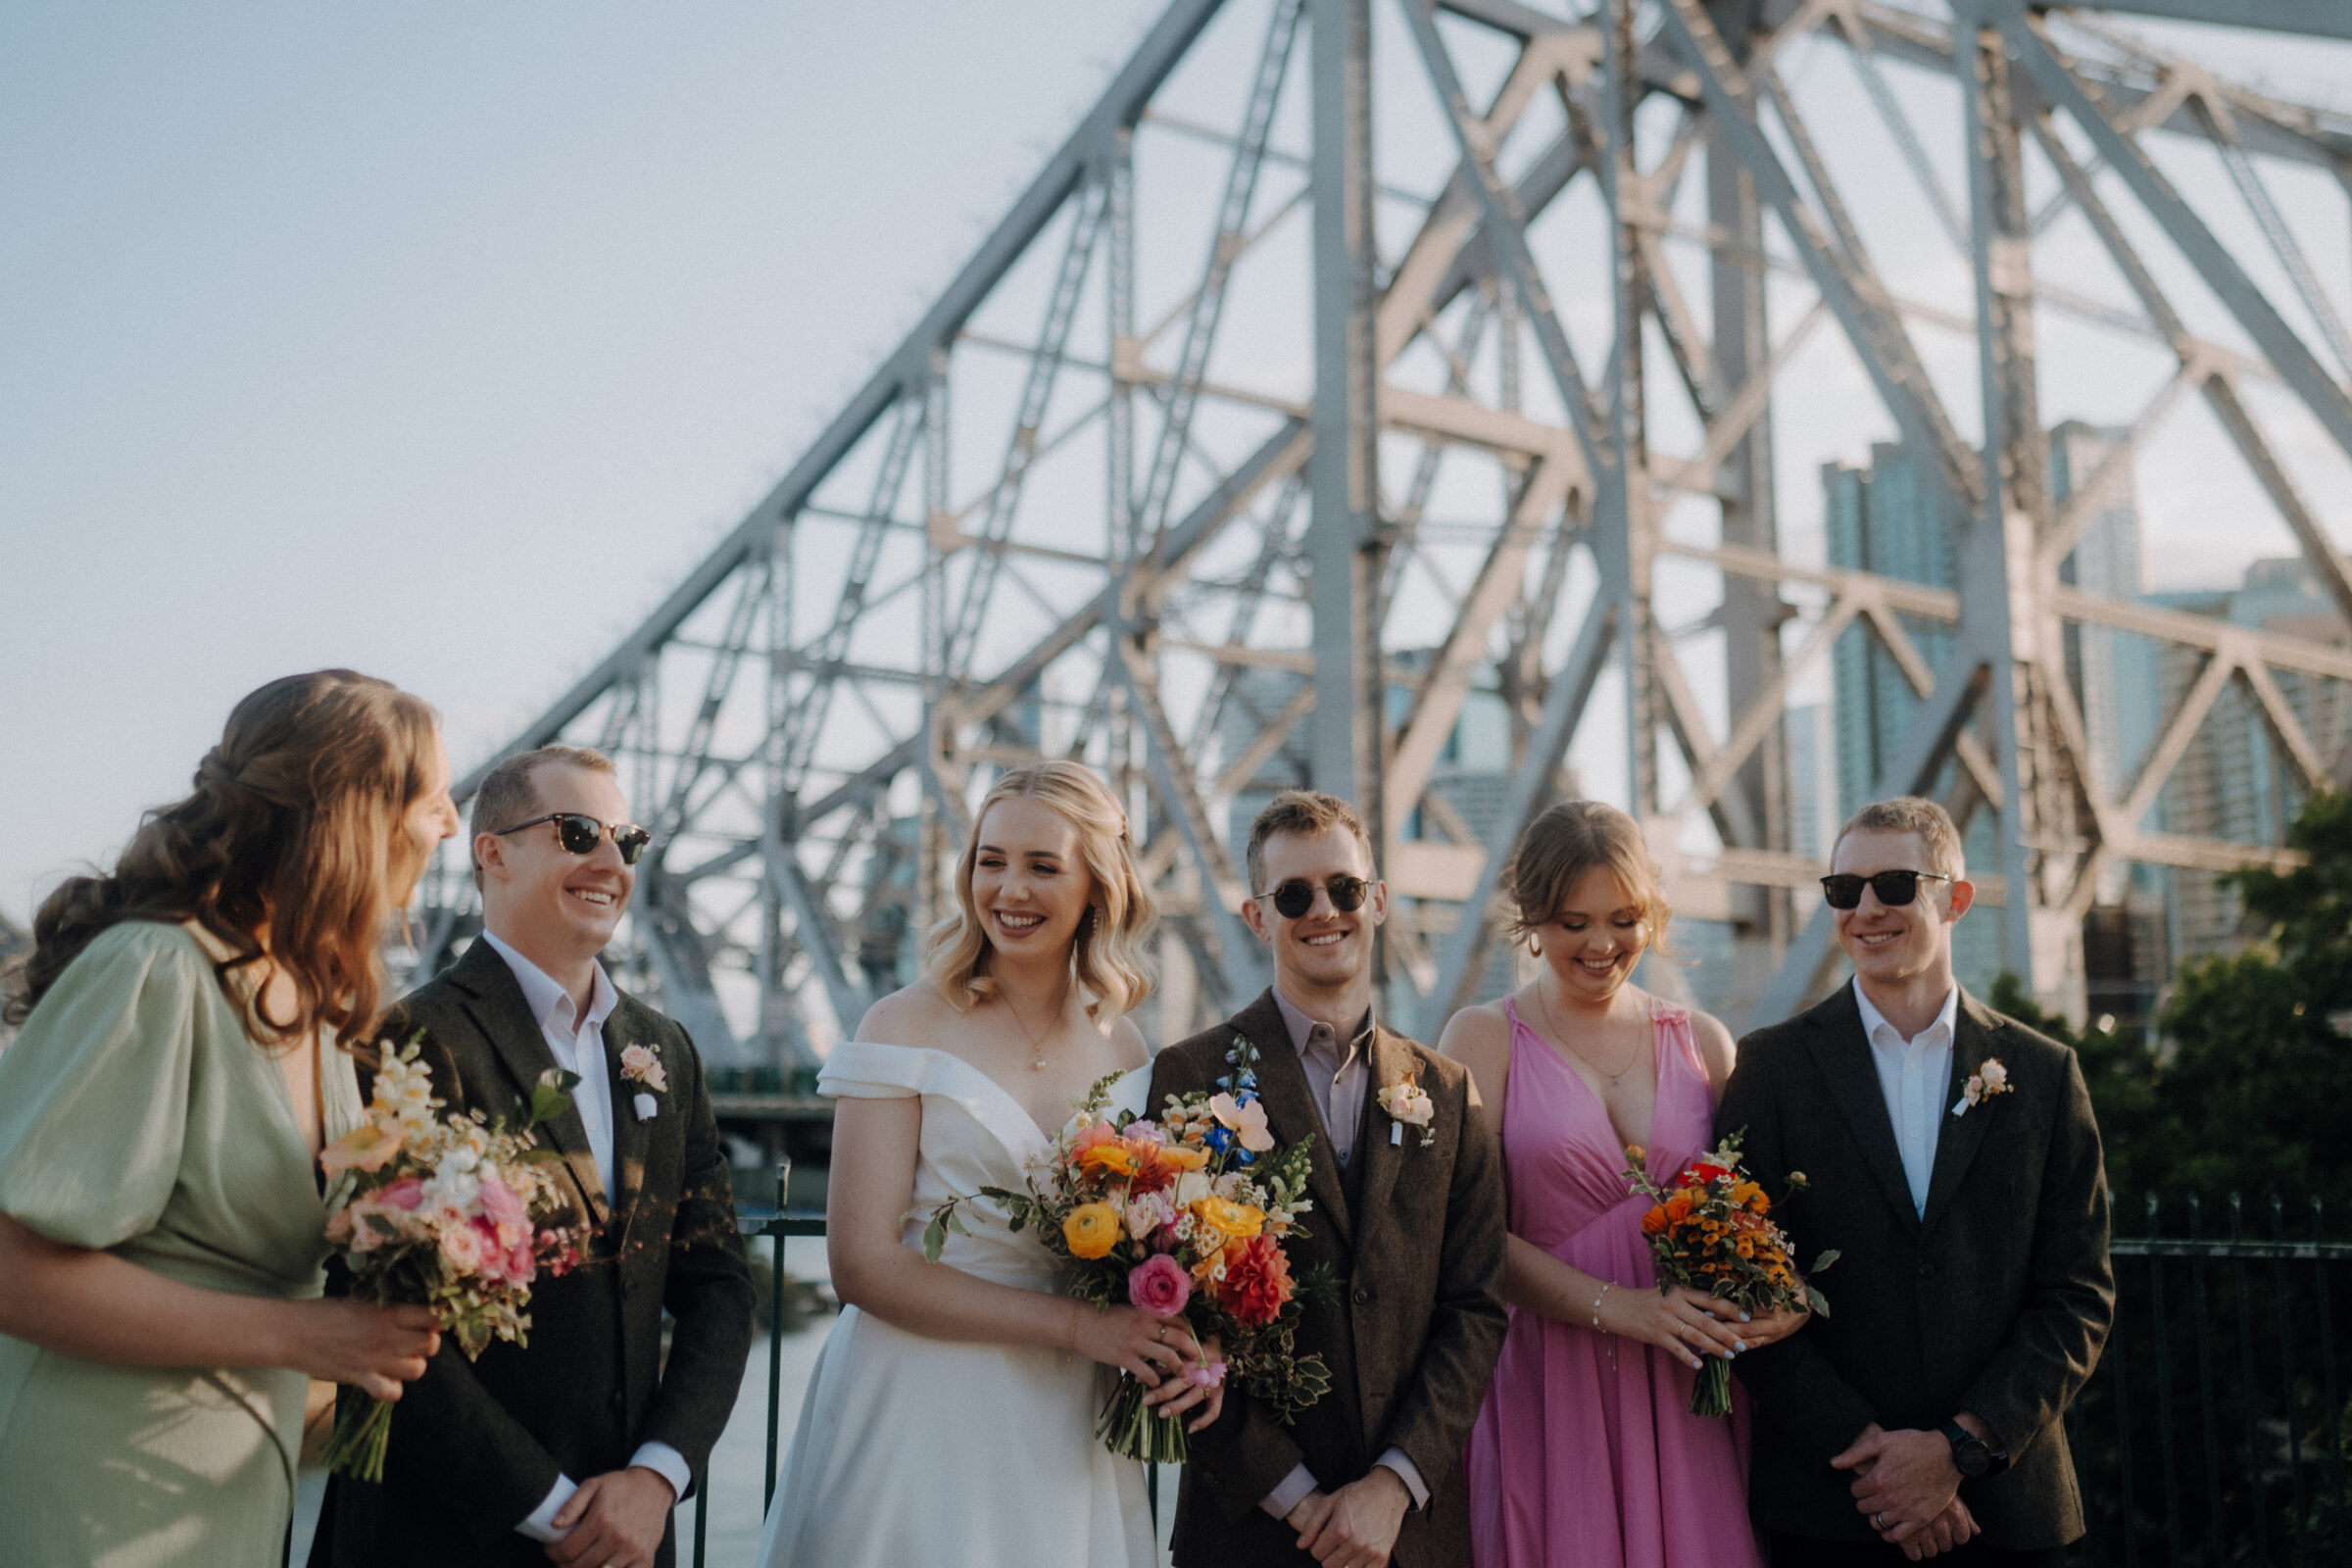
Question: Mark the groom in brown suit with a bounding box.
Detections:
[1151,790,1506,1568]
[1719,797,2112,1565]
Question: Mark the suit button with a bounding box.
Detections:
[1919,1260,1936,1279]
[1352,1288,1372,1305]
[611,1388,625,1410]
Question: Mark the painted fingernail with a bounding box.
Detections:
[1740,1312,1752,1322]
[1735,1340,1746,1352]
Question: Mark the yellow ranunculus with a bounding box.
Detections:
[1159,1145,1210,1171]
[1076,1143,1138,1177]
[1062,1202,1124,1259]
[1190,1196,1265,1245]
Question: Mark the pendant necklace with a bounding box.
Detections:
[1536,975,1642,1086]
[1004,985,1064,1072]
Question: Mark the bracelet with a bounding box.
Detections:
[1591,1282,1613,1333]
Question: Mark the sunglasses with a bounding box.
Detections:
[1251,874,1372,920]
[492,811,652,866]
[1819,869,1954,909]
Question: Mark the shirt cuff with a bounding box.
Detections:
[515,1475,577,1543]
[629,1441,693,1503]
[1377,1448,1430,1511]
[1260,1462,1320,1519]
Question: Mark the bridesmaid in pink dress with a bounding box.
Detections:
[1442,801,1809,1568]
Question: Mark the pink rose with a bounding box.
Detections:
[377,1177,424,1211]
[467,1218,507,1280]
[438,1219,483,1274]
[478,1174,525,1233]
[503,1235,537,1286]
[1128,1252,1193,1318]
[619,1043,668,1094]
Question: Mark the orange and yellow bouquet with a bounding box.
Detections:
[925,1036,1332,1461]
[1622,1129,1834,1416]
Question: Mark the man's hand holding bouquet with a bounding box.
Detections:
[927,1037,1334,1461]
[317,1033,588,1481]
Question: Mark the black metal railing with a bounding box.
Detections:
[683,1182,2352,1568]
[2072,1195,2352,1567]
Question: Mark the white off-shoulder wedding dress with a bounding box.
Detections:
[754,1042,1157,1568]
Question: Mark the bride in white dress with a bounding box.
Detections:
[758,761,1221,1568]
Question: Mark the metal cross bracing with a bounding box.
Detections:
[407,0,2352,1062]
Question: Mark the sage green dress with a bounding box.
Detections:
[0,920,364,1567]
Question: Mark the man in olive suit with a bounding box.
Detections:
[1151,790,1507,1568]
[1720,797,2113,1566]
[313,746,752,1568]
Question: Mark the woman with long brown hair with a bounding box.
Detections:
[0,669,457,1565]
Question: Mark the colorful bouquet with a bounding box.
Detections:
[1622,1130,1834,1416]
[925,1037,1334,1461]
[318,1034,587,1481]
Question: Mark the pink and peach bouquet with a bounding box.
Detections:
[318,1033,586,1482]
[924,1036,1333,1462]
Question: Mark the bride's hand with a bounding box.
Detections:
[1071,1302,1190,1387]
[288,1299,442,1400]
[1599,1283,1746,1370]
[1143,1330,1227,1432]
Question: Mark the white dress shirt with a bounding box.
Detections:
[479,931,693,1537]
[1853,978,1959,1217]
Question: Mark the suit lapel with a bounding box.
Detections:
[1921,993,2003,1236]
[1804,984,1921,1234]
[603,1000,658,1241]
[450,941,612,1227]
[1348,1026,1413,1243]
[1234,992,1352,1249]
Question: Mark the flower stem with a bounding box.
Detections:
[1097,1374,1192,1463]
[323,1396,396,1483]
[1689,1356,1734,1418]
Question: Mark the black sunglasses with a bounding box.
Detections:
[493,811,652,866]
[1820,869,1954,909]
[1252,874,1372,920]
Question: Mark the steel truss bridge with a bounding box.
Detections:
[412,0,2352,1062]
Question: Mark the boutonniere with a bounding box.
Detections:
[1951,1056,2011,1117]
[1377,1073,1437,1148]
[619,1043,667,1122]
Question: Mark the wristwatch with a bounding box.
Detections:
[1939,1420,2011,1478]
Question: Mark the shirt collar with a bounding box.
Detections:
[1852,977,1958,1053]
[481,929,618,1036]
[1271,985,1374,1060]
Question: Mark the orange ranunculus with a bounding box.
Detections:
[1641,1204,1670,1236]
[1664,1193,1694,1224]
[1062,1202,1124,1259]
[1730,1181,1766,1210]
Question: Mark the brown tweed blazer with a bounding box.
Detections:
[1150,990,1507,1568]
[1719,983,2114,1550]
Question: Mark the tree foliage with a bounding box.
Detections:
[1991,789,2352,1209]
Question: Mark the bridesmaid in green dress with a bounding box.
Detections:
[0,670,460,1567]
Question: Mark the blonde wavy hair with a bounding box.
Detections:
[922,761,1156,1023]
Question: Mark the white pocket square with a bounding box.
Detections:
[632,1092,659,1122]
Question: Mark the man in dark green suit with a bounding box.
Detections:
[1151,790,1507,1568]
[1719,797,2112,1567]
[313,746,752,1568]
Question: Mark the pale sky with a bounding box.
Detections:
[5,2,2348,927]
